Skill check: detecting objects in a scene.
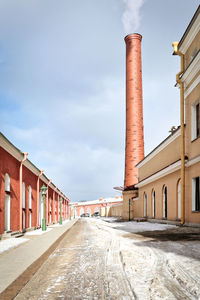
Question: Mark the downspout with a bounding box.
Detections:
[53,187,57,223]
[36,170,44,227]
[19,152,28,232]
[172,41,185,225]
[47,179,52,225]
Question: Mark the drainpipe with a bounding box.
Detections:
[172,41,185,225]
[36,170,44,227]
[47,179,52,225]
[53,187,57,223]
[19,152,28,232]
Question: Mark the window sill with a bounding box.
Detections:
[192,210,200,213]
[191,136,200,143]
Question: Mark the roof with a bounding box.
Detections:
[178,5,200,50]
[136,126,181,168]
[0,132,69,201]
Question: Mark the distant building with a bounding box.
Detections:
[0,132,70,237]
[70,196,123,217]
[122,6,200,226]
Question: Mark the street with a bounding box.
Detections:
[15,218,200,300]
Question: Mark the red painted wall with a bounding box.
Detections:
[0,147,20,233]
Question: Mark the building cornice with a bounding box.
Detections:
[0,132,69,201]
[74,198,123,206]
[182,51,200,86]
[137,128,181,168]
[135,155,200,188]
[184,74,200,99]
[135,160,181,188]
[179,10,200,54]
[186,155,200,167]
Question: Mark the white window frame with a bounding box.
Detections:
[152,190,155,218]
[29,186,32,209]
[192,177,200,212]
[5,173,10,192]
[144,193,147,217]
[22,182,26,209]
[191,99,200,141]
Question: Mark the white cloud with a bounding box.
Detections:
[122,0,145,34]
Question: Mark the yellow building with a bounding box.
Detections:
[123,6,200,226]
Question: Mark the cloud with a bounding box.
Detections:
[122,0,145,34]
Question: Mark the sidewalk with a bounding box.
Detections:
[0,219,77,295]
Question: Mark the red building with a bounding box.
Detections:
[71,197,123,217]
[0,132,70,237]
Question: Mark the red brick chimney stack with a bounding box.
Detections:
[124,33,144,188]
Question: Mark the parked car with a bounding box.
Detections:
[92,212,100,217]
[80,213,90,217]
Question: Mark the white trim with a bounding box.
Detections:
[73,198,123,206]
[179,14,200,54]
[182,52,200,86]
[5,173,10,192]
[0,133,23,161]
[29,185,32,209]
[136,156,200,188]
[184,75,200,99]
[192,177,196,211]
[137,129,181,168]
[136,160,181,188]
[133,197,139,201]
[186,155,200,167]
[22,182,26,209]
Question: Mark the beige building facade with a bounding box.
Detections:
[123,6,200,226]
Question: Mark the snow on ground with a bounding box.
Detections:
[25,227,52,235]
[0,238,29,254]
[99,217,176,232]
[48,220,69,228]
[97,217,200,299]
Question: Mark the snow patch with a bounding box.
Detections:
[25,227,52,235]
[0,237,29,254]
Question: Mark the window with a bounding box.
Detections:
[29,186,32,209]
[22,182,26,209]
[5,173,10,192]
[144,193,147,217]
[163,186,167,218]
[177,179,181,219]
[192,177,200,212]
[152,190,155,218]
[191,101,200,140]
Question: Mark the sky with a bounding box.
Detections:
[0,0,199,202]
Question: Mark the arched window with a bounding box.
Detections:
[163,185,167,218]
[95,206,100,213]
[144,193,147,217]
[80,207,84,216]
[4,173,11,231]
[5,173,10,192]
[87,207,91,216]
[22,182,26,209]
[177,179,181,219]
[29,186,32,209]
[152,189,156,218]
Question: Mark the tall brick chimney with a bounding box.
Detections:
[124,33,144,188]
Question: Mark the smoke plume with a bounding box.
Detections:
[122,0,145,34]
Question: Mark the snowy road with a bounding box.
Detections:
[15,218,200,300]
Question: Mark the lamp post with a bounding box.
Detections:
[41,184,47,231]
[59,197,63,224]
